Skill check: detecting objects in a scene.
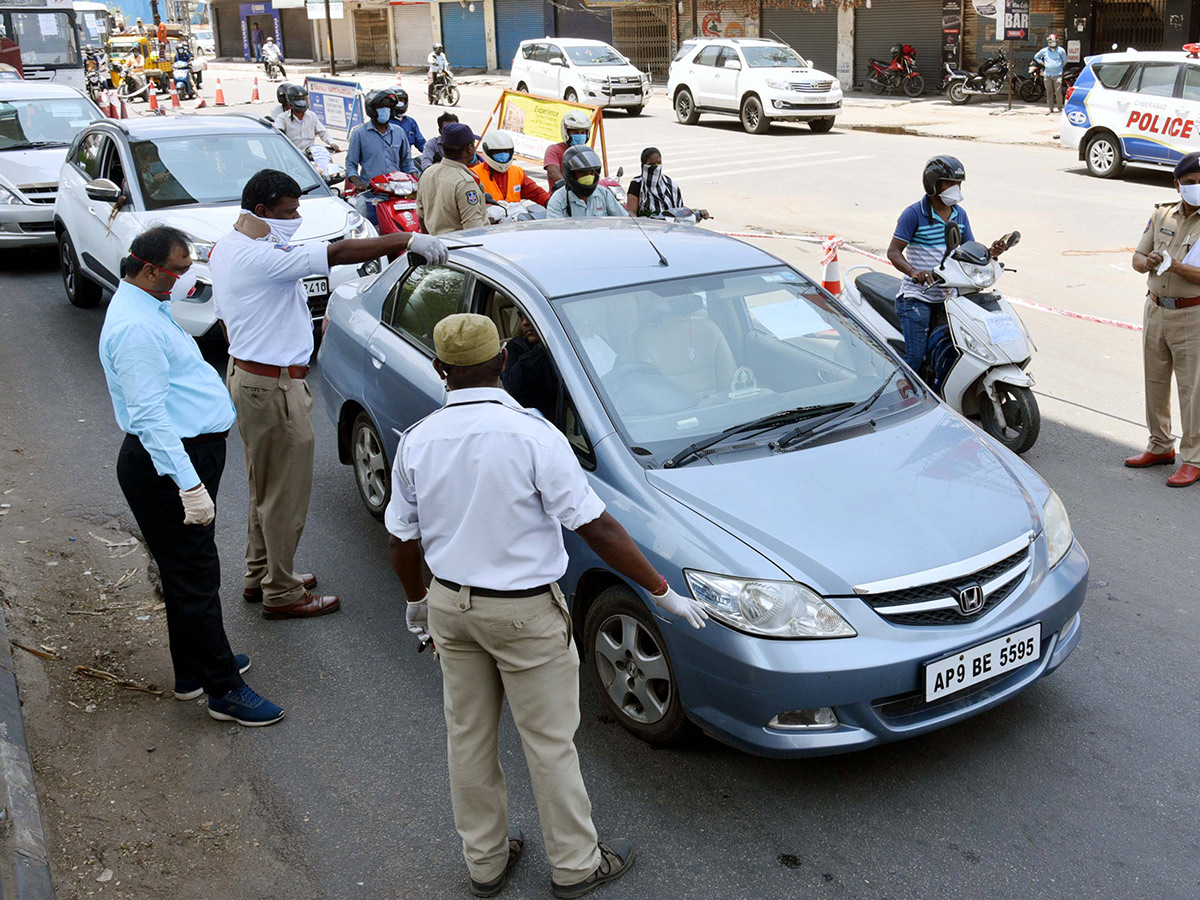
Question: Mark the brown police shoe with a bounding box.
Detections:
[244,574,317,603]
[1167,464,1200,487]
[261,591,341,620]
[1125,450,1175,468]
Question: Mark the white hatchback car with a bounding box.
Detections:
[54,113,376,339]
[668,38,842,134]
[0,81,103,248]
[511,38,651,115]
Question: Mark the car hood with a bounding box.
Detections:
[0,146,72,188]
[138,195,353,244]
[587,64,644,78]
[773,68,839,82]
[646,408,1039,595]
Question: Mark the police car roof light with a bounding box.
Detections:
[1185,43,1200,58]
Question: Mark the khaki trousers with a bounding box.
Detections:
[1143,298,1200,465]
[227,362,314,606]
[427,580,601,885]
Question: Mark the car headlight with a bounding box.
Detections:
[685,571,856,638]
[0,185,25,205]
[347,212,373,239]
[1043,490,1073,568]
[960,260,998,288]
[582,74,605,84]
[187,238,214,263]
[765,79,789,90]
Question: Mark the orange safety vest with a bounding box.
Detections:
[471,161,526,203]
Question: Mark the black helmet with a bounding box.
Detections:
[284,84,309,112]
[276,81,293,106]
[922,155,966,196]
[365,88,397,123]
[890,43,902,59]
[562,145,602,199]
[391,87,409,116]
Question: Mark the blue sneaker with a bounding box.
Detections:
[174,654,251,701]
[207,684,284,727]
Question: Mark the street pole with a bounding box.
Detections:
[1007,39,1013,111]
[325,0,337,76]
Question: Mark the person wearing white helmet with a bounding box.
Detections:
[471,130,551,207]
[544,110,591,186]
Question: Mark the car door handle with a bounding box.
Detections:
[368,344,386,368]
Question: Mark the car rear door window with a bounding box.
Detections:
[1183,64,1200,102]
[1093,61,1133,89]
[693,45,720,67]
[384,265,468,352]
[1131,62,1181,97]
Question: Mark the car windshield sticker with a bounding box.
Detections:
[729,366,759,398]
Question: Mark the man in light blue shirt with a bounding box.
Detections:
[546,145,628,219]
[99,225,284,728]
[346,89,417,227]
[1034,34,1068,114]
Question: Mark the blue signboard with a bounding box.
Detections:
[305,76,365,135]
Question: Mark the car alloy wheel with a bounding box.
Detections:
[675,87,699,125]
[351,412,389,519]
[741,95,769,134]
[1086,133,1123,179]
[60,231,101,309]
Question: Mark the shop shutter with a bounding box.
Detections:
[554,0,611,45]
[495,0,544,70]
[612,5,671,80]
[393,3,431,68]
[440,1,486,68]
[355,8,391,65]
[215,3,243,57]
[758,4,837,79]
[854,0,943,93]
[314,14,355,64]
[280,8,313,59]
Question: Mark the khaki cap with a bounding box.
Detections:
[434,313,501,366]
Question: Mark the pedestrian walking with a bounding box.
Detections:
[416,122,488,234]
[251,22,265,62]
[386,313,708,898]
[1034,34,1067,114]
[98,225,283,727]
[209,169,448,618]
[1127,151,1200,487]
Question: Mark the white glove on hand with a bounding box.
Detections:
[407,232,449,266]
[406,597,429,640]
[651,587,708,629]
[179,484,215,526]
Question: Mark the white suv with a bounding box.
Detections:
[667,38,842,134]
[511,38,651,115]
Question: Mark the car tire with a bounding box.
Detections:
[516,81,528,93]
[808,117,835,133]
[565,88,578,103]
[626,104,643,116]
[740,94,770,134]
[584,584,691,746]
[674,87,699,125]
[1085,132,1124,179]
[978,384,1040,454]
[59,230,102,309]
[351,411,390,520]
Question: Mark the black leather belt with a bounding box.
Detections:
[434,577,551,598]
[181,430,229,446]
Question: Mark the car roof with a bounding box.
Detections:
[450,219,781,299]
[1089,50,1200,65]
[685,37,784,47]
[0,82,90,101]
[527,37,612,48]
[91,112,278,140]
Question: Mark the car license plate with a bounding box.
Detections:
[303,277,328,298]
[802,95,828,103]
[924,623,1041,702]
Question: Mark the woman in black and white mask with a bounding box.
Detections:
[626,146,709,220]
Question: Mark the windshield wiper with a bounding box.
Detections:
[773,367,900,452]
[4,140,67,150]
[664,403,854,469]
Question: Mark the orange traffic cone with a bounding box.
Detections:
[395,69,403,89]
[250,77,261,103]
[195,96,207,109]
[214,77,227,107]
[821,235,843,296]
[170,83,181,109]
[148,85,159,112]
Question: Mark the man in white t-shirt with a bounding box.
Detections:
[209,168,447,619]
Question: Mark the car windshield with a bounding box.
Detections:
[566,45,626,66]
[0,98,100,150]
[129,132,324,211]
[743,46,807,68]
[1,12,79,66]
[557,267,918,457]
[108,39,143,56]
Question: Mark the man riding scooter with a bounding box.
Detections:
[261,37,285,78]
[546,145,628,219]
[346,89,418,227]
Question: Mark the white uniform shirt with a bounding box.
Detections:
[209,228,329,367]
[385,387,605,590]
[274,110,331,152]
[428,51,448,74]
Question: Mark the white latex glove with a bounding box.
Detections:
[179,484,215,526]
[406,596,429,640]
[651,586,708,629]
[407,232,448,266]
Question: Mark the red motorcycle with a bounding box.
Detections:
[866,43,924,98]
[346,171,421,239]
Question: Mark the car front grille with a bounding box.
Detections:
[862,545,1032,626]
[792,80,834,92]
[19,184,57,204]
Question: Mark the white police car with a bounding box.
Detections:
[1062,45,1200,178]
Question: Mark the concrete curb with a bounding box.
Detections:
[0,606,54,900]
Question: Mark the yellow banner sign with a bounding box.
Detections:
[487,90,608,173]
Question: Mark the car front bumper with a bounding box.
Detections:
[0,203,56,247]
[672,539,1088,758]
[580,85,651,108]
[763,91,842,119]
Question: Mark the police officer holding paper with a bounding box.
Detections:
[386,314,706,898]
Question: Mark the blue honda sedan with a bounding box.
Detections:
[317,220,1088,758]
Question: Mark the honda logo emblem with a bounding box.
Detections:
[957,584,985,615]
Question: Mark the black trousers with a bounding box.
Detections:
[117,434,243,698]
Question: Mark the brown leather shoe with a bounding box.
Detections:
[1167,463,1200,487]
[262,591,341,620]
[244,574,317,603]
[1125,450,1176,468]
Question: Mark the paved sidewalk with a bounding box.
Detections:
[838,92,1065,148]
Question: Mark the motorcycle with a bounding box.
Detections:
[430,70,460,107]
[306,146,345,191]
[944,48,1017,105]
[1020,59,1046,102]
[84,48,105,102]
[840,226,1039,453]
[172,59,194,100]
[346,171,421,239]
[264,57,283,82]
[866,43,924,98]
[115,63,149,103]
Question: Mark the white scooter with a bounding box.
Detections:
[486,199,547,224]
[842,226,1040,453]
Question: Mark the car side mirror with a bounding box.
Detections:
[724,59,742,70]
[85,178,122,203]
[944,221,962,250]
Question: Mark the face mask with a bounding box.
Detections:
[569,133,587,146]
[264,216,303,243]
[492,151,513,164]
[643,163,660,180]
[940,184,963,206]
[376,107,391,124]
[576,174,597,187]
[1180,183,1200,207]
[169,267,198,302]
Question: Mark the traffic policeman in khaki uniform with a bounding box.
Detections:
[385,314,708,898]
[417,122,489,235]
[1129,151,1200,487]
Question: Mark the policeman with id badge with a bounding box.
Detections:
[1129,151,1200,487]
[416,123,490,235]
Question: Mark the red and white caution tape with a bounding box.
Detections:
[720,229,1143,333]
